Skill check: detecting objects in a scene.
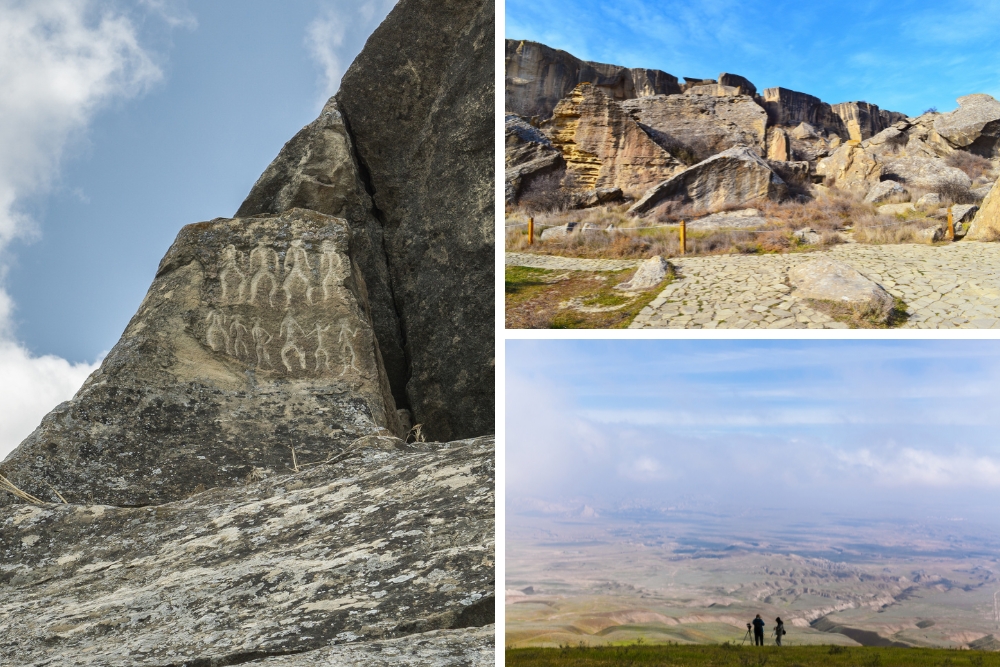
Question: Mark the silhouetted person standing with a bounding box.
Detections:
[775,617,786,646]
[752,614,765,646]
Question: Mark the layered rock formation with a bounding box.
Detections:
[830,101,908,142]
[546,83,682,198]
[933,94,1000,157]
[336,0,493,442]
[628,147,787,215]
[505,39,681,118]
[504,115,564,205]
[1,209,401,507]
[816,143,884,194]
[0,435,495,665]
[622,92,767,163]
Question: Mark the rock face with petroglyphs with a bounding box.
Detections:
[0,209,402,508]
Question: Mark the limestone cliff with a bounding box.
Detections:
[505,38,681,118]
[546,83,682,198]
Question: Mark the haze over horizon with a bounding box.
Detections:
[505,0,1000,118]
[507,340,1000,536]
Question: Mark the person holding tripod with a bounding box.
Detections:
[752,614,765,646]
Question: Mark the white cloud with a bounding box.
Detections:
[0,0,160,460]
[837,447,1000,488]
[305,0,398,104]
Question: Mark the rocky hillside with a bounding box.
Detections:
[506,38,1000,224]
[0,0,494,664]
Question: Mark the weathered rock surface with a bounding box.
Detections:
[882,156,972,192]
[766,126,790,161]
[614,255,672,291]
[505,39,680,118]
[0,436,495,666]
[504,115,564,205]
[336,0,493,441]
[234,98,408,405]
[0,210,402,507]
[952,203,979,224]
[830,101,908,142]
[718,72,757,97]
[966,178,1000,240]
[865,180,907,203]
[546,83,682,198]
[762,88,844,135]
[623,93,767,163]
[629,147,787,215]
[767,160,811,188]
[788,258,895,322]
[878,202,916,216]
[933,94,1000,157]
[816,143,884,194]
[916,192,942,208]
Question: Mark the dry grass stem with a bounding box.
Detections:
[0,473,46,505]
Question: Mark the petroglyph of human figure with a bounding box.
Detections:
[248,241,280,307]
[279,311,308,372]
[337,322,363,378]
[206,310,231,355]
[310,322,333,372]
[282,238,314,306]
[229,314,250,359]
[219,245,247,305]
[318,240,347,302]
[251,318,273,368]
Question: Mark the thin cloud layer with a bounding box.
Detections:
[0,0,160,459]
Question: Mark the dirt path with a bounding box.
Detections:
[506,243,1000,329]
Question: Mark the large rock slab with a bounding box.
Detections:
[234,98,408,405]
[504,39,680,118]
[933,94,1000,157]
[762,87,845,136]
[628,147,786,216]
[830,101,908,142]
[0,210,402,507]
[0,436,495,666]
[336,0,493,441]
[622,92,767,163]
[882,156,972,192]
[789,258,894,322]
[504,115,564,205]
[546,83,682,198]
[816,143,884,194]
[966,178,1000,240]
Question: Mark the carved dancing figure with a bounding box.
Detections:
[219,245,247,304]
[279,311,308,372]
[251,318,273,368]
[337,321,363,377]
[310,322,333,371]
[229,314,250,358]
[248,241,280,307]
[205,310,231,355]
[282,238,314,306]
[318,240,347,301]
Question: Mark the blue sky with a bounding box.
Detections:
[505,0,1000,117]
[0,0,396,457]
[507,340,1000,523]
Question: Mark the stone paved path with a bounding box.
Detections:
[505,244,1000,329]
[505,252,642,272]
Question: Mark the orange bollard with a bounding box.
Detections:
[679,219,686,255]
[528,217,534,245]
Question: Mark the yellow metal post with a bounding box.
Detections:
[528,217,534,245]
[947,206,954,241]
[679,219,686,255]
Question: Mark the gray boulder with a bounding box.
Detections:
[0,210,403,507]
[336,0,493,441]
[504,115,564,205]
[882,156,972,192]
[614,255,673,291]
[628,147,788,216]
[878,202,916,216]
[972,184,994,200]
[915,225,945,243]
[916,192,942,208]
[952,203,980,224]
[793,228,822,244]
[933,94,1000,157]
[865,180,907,203]
[789,258,895,323]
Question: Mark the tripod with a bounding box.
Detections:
[741,625,753,645]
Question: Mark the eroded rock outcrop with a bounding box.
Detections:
[789,258,895,323]
[830,101,908,142]
[933,94,1000,157]
[505,38,681,118]
[0,210,401,507]
[504,115,564,205]
[337,0,493,441]
[547,83,682,198]
[966,178,1000,240]
[623,92,767,163]
[628,146,787,215]
[816,143,884,194]
[0,436,495,666]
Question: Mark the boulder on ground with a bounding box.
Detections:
[571,187,624,208]
[505,115,564,205]
[628,147,787,216]
[972,184,994,200]
[505,39,681,118]
[952,203,979,223]
[614,255,673,291]
[767,160,811,188]
[793,228,822,244]
[966,178,1000,240]
[789,258,895,323]
[916,192,942,208]
[546,83,682,198]
[865,180,907,203]
[882,156,972,192]
[878,202,916,216]
[622,92,767,164]
[815,143,884,194]
[915,225,945,243]
[933,94,1000,157]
